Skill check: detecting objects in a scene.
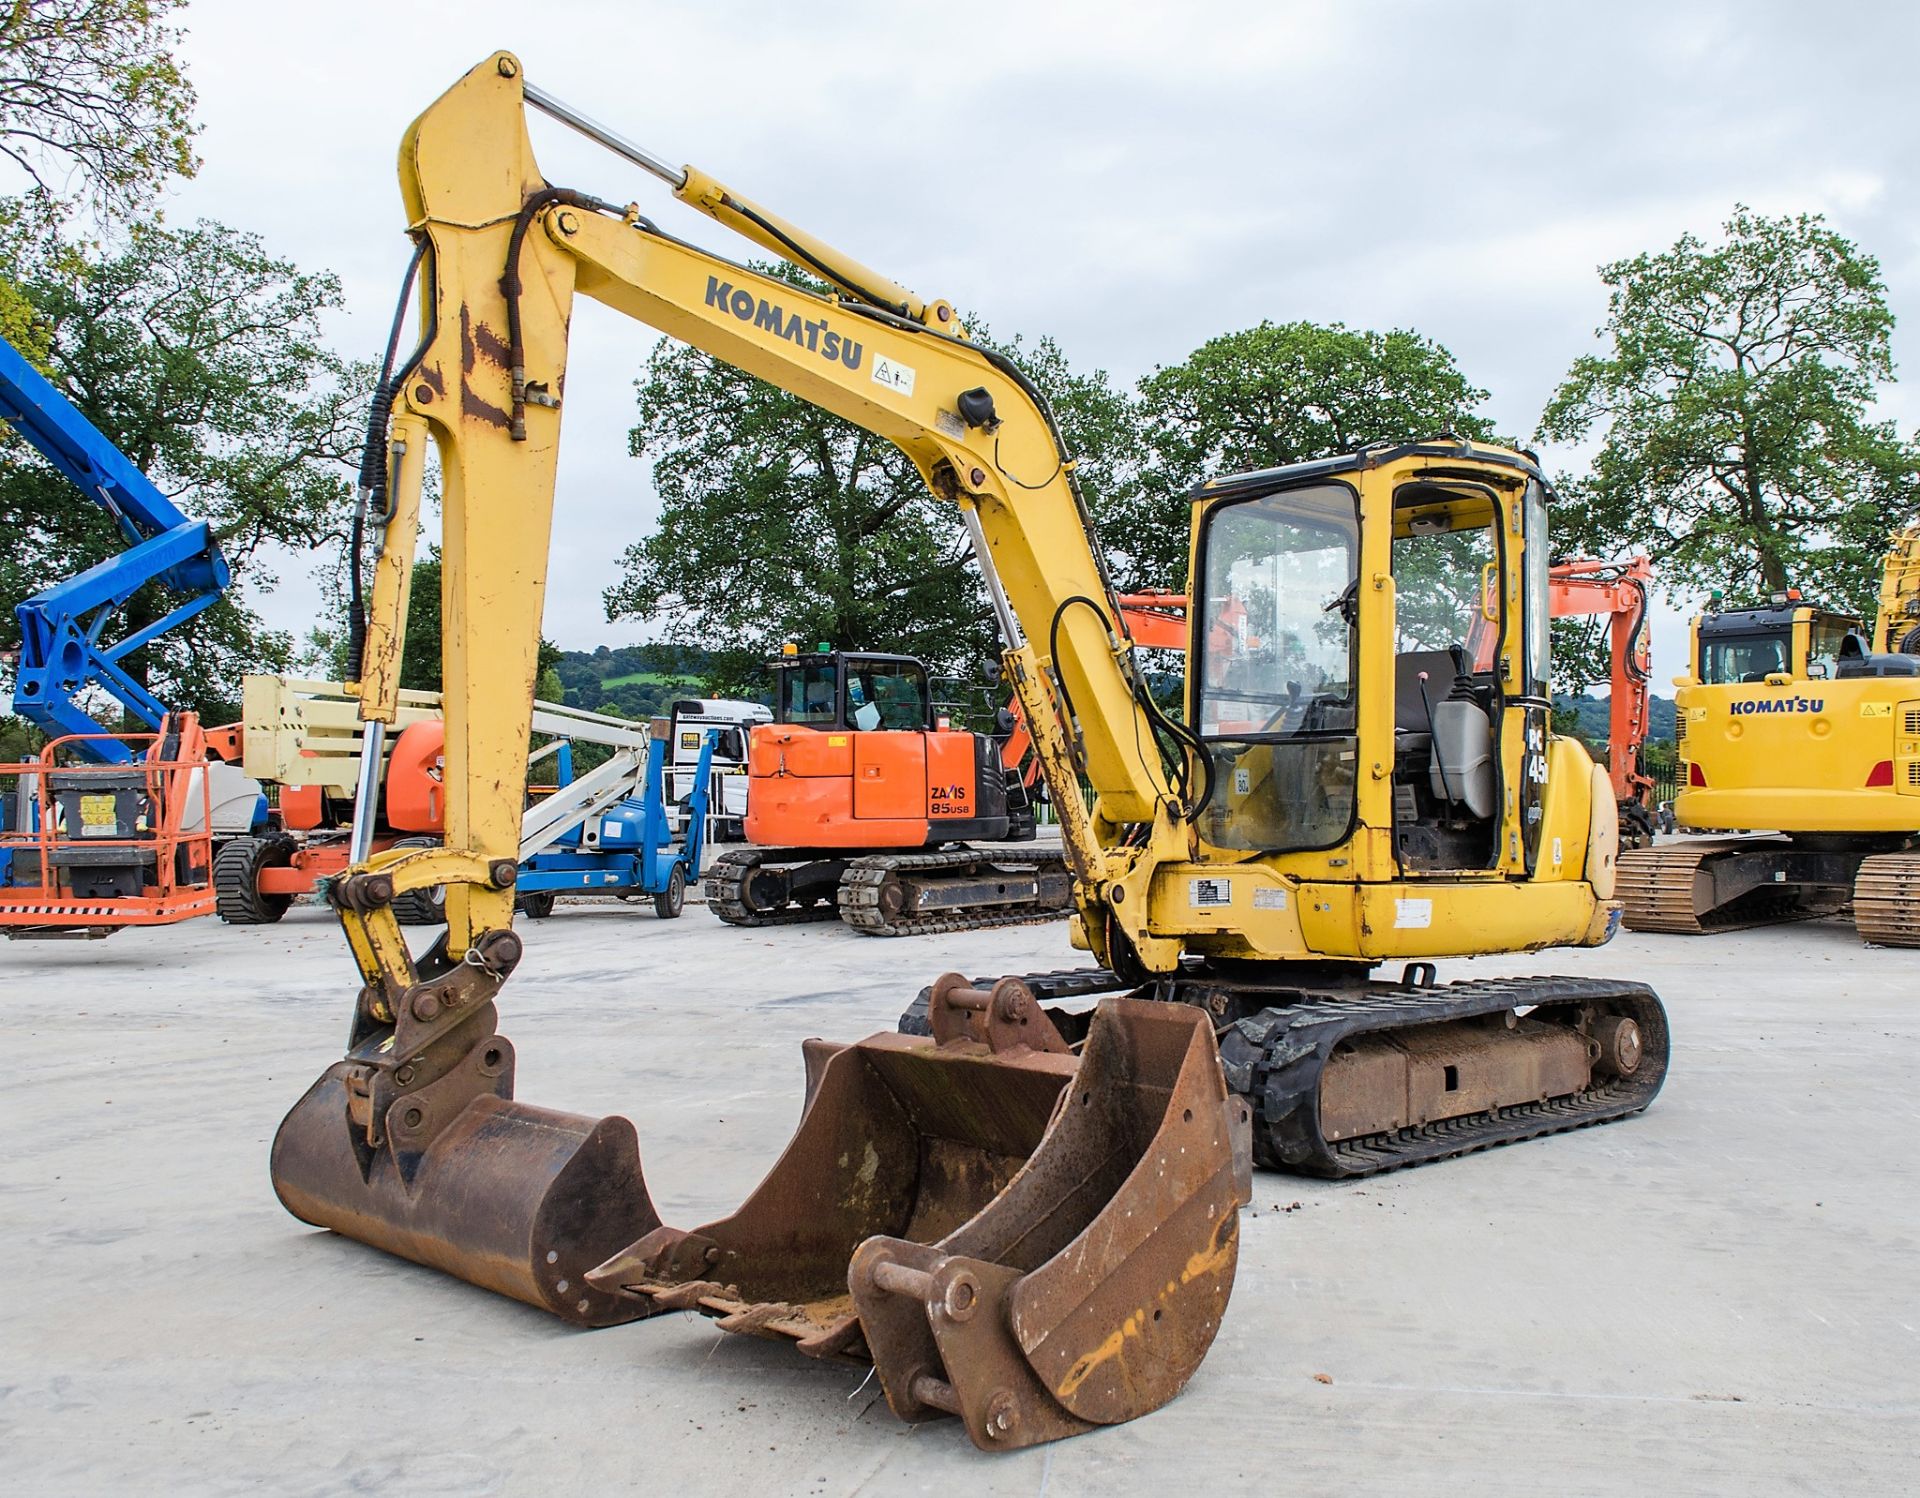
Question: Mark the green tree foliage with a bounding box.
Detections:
[1538,206,1919,617]
[0,0,198,225]
[605,265,1130,698]
[0,218,366,722]
[551,643,707,720]
[1114,321,1498,586]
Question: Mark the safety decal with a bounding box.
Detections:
[871,354,915,397]
[1393,897,1433,929]
[1190,878,1231,908]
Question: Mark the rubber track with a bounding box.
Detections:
[1853,851,1920,947]
[837,846,1073,937]
[1221,975,1668,1177]
[705,848,840,928]
[901,967,1669,1180]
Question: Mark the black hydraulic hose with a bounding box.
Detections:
[500,187,620,439]
[1047,594,1212,824]
[348,237,430,681]
[1624,578,1650,682]
[722,196,911,318]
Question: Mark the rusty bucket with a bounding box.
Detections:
[274,952,1247,1449]
[588,980,1250,1449]
[270,928,666,1330]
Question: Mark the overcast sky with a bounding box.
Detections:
[47,0,1920,678]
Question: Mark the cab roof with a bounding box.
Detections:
[1187,438,1547,505]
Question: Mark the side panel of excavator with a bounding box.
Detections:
[744,723,1007,847]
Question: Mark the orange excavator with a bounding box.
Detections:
[704,646,1072,935]
[710,597,1191,937]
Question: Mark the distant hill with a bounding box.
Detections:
[1555,692,1676,746]
[552,644,722,720]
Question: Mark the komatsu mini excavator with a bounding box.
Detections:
[1618,526,1920,944]
[272,54,1666,1448]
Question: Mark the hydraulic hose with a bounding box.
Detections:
[348,238,430,681]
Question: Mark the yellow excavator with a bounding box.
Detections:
[1619,525,1920,943]
[272,54,1669,1450]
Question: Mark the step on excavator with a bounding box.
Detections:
[1618,526,1920,944]
[705,645,1072,935]
[272,54,1665,1447]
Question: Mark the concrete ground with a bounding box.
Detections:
[2,890,1916,1496]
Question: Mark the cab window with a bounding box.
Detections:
[1807,615,1855,679]
[779,663,840,724]
[844,660,928,731]
[1194,482,1359,852]
[1699,633,1790,684]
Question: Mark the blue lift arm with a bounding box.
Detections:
[0,333,230,762]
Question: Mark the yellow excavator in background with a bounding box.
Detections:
[271,54,1668,1449]
[1619,525,1920,943]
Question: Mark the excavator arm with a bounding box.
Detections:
[341,53,1183,984]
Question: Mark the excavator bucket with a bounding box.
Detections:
[587,978,1250,1449]
[273,949,1247,1449]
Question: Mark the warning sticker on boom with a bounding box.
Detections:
[1190,878,1232,908]
[871,354,915,397]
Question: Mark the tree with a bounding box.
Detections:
[1116,321,1498,587]
[0,217,366,722]
[1538,206,1919,618]
[605,265,1130,698]
[0,0,198,225]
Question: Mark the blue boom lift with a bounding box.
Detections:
[1,333,267,925]
[513,723,721,919]
[0,333,229,759]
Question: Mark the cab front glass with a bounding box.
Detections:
[1193,482,1359,852]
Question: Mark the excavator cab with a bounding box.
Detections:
[1186,449,1559,890]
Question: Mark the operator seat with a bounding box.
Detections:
[1394,648,1462,743]
[1394,646,1494,819]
